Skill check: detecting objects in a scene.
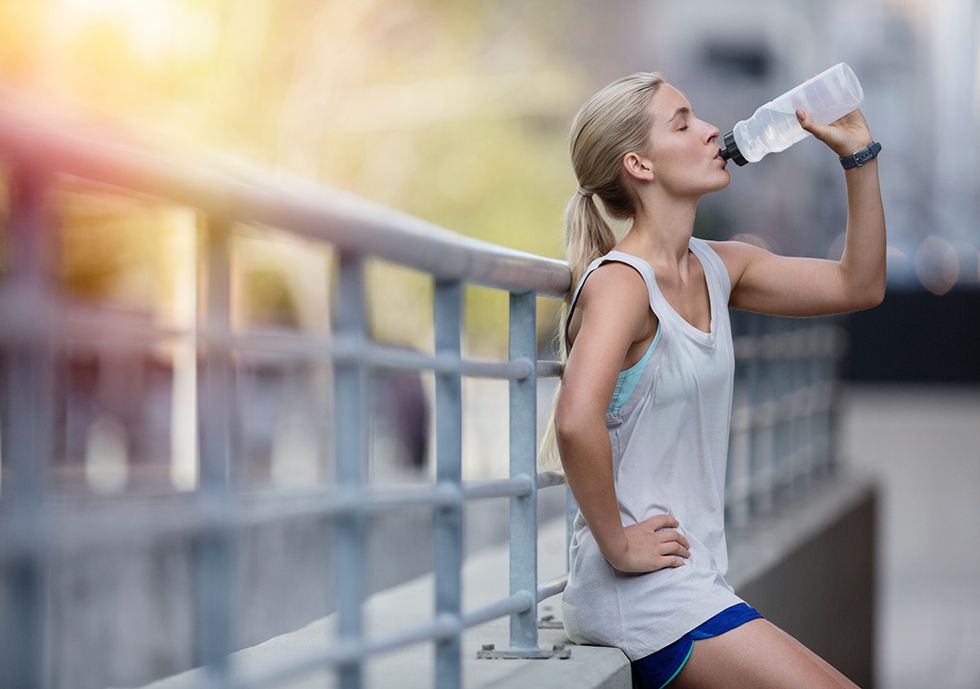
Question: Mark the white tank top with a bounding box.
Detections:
[559,236,746,662]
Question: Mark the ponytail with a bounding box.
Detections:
[537,71,666,474]
[536,192,617,472]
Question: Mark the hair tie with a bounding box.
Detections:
[576,186,594,199]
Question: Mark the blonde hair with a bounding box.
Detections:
[537,71,666,473]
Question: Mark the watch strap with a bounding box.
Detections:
[840,141,881,169]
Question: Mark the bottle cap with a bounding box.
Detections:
[718,130,748,166]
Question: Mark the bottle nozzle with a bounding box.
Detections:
[718,130,748,166]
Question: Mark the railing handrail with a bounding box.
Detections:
[0,97,576,689]
[0,102,570,297]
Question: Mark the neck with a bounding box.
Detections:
[619,195,699,280]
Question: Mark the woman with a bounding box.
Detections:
[536,71,885,688]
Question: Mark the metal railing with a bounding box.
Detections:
[0,102,848,689]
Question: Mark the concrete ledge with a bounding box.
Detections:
[131,500,630,689]
[133,466,878,689]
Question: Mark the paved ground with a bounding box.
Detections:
[836,383,980,689]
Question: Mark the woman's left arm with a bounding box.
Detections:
[714,108,887,317]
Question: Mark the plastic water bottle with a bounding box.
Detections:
[718,62,864,166]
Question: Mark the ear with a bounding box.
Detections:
[623,151,654,184]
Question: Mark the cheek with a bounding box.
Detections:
[658,150,703,185]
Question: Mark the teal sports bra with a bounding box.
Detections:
[607,326,661,414]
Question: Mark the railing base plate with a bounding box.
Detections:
[476,642,571,659]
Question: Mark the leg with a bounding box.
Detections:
[766,621,861,689]
[671,618,861,689]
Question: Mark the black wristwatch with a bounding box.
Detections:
[840,141,881,169]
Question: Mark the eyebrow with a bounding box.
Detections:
[667,106,692,124]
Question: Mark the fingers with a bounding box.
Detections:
[662,528,690,549]
[649,513,679,530]
[661,540,691,559]
[646,514,690,548]
[795,108,831,141]
[795,108,816,130]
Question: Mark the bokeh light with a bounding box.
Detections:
[914,234,960,295]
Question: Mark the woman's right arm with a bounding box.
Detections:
[555,263,689,573]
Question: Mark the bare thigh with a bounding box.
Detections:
[671,618,861,689]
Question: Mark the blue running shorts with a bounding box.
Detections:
[630,602,765,689]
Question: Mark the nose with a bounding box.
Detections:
[706,124,720,144]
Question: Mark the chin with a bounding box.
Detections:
[703,175,731,195]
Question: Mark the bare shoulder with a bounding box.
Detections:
[559,260,658,424]
[568,259,654,349]
[703,239,752,291]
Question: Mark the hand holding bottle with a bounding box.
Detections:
[718,62,869,166]
[795,107,875,159]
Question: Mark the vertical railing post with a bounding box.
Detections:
[332,250,369,689]
[726,312,752,530]
[825,320,847,478]
[478,289,566,660]
[193,214,238,678]
[771,319,791,507]
[433,278,463,689]
[759,317,779,515]
[813,322,835,481]
[786,326,805,500]
[799,321,819,491]
[745,313,765,519]
[0,165,54,689]
[509,290,538,649]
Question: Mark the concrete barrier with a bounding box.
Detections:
[131,466,877,689]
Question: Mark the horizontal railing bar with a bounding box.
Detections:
[0,476,552,552]
[0,297,537,380]
[462,475,536,501]
[465,590,536,628]
[535,471,567,489]
[1,298,845,379]
[733,327,848,358]
[179,592,535,689]
[730,384,834,432]
[1,294,847,368]
[536,360,563,378]
[536,574,568,602]
[0,103,570,296]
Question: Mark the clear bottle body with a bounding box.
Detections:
[732,62,864,163]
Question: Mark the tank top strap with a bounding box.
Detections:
[563,252,660,353]
[689,236,732,304]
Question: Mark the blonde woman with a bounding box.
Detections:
[537,71,884,688]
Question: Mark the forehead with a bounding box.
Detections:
[651,85,693,124]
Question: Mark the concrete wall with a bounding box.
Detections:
[732,475,878,688]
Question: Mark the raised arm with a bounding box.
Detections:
[709,107,886,317]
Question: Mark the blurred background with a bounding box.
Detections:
[0,1,977,688]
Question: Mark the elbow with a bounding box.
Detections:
[853,281,886,310]
[871,270,887,306]
[555,409,600,442]
[554,413,575,442]
[867,282,886,308]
